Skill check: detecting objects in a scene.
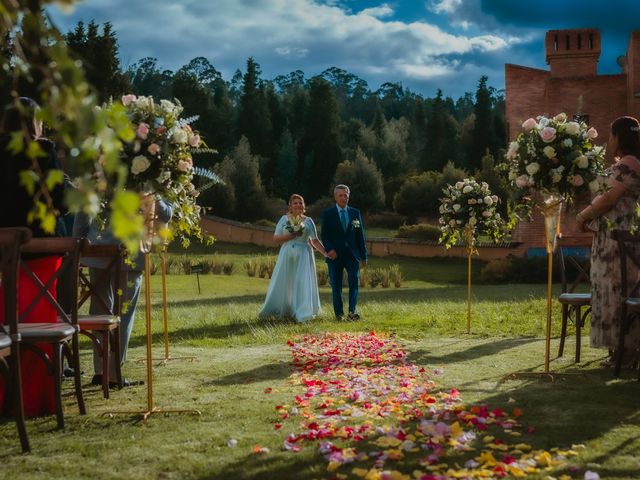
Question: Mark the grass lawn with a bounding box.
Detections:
[1,248,639,479]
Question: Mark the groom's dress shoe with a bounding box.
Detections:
[347,312,361,321]
[335,314,345,321]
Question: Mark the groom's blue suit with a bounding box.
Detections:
[321,205,367,317]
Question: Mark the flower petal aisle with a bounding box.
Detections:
[275,332,593,480]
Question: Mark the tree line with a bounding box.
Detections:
[4,20,509,223]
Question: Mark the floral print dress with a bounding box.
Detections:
[590,156,640,350]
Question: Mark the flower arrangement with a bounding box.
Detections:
[438,178,505,249]
[285,215,305,234]
[351,219,361,229]
[110,94,216,246]
[506,113,606,216]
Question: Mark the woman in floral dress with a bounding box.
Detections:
[577,116,640,366]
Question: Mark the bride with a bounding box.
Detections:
[259,194,328,322]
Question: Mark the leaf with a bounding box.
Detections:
[25,140,45,159]
[45,169,64,191]
[19,170,39,196]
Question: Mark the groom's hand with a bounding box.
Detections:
[360,259,367,268]
[327,250,337,260]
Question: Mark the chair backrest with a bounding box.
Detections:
[613,230,640,298]
[557,238,591,294]
[19,237,84,326]
[0,228,32,336]
[78,243,124,316]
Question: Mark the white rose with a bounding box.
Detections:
[553,113,567,122]
[587,127,598,139]
[455,182,464,190]
[538,116,549,127]
[134,96,152,111]
[575,155,589,168]
[462,185,473,194]
[562,138,573,148]
[170,127,188,144]
[468,199,477,205]
[589,179,600,193]
[551,170,562,183]
[483,196,494,206]
[491,195,498,203]
[468,217,477,226]
[525,162,540,175]
[564,122,580,135]
[506,141,519,160]
[453,204,461,212]
[131,155,151,175]
[508,170,517,181]
[543,146,556,159]
[482,210,492,218]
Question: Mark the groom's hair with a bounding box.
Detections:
[334,184,350,195]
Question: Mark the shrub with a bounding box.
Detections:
[396,223,441,242]
[479,254,589,284]
[317,263,329,286]
[258,256,277,279]
[245,259,258,277]
[306,196,335,222]
[388,264,403,287]
[366,212,406,230]
[222,261,234,275]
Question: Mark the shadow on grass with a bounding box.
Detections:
[205,361,293,386]
[407,337,539,364]
[196,455,318,480]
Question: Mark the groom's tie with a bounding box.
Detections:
[340,208,348,231]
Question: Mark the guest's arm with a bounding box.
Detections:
[576,166,628,231]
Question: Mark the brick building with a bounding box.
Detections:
[505,28,640,253]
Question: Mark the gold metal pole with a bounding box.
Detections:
[467,248,472,335]
[544,250,553,373]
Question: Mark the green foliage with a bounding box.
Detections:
[333,148,385,213]
[396,223,441,241]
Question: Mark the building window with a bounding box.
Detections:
[577,34,582,49]
[589,33,594,49]
[554,34,558,51]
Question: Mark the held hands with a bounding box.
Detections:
[326,250,337,260]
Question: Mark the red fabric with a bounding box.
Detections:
[0,256,60,416]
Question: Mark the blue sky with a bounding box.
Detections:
[48,0,640,99]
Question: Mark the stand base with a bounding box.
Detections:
[135,355,199,366]
[102,406,201,422]
[502,370,586,383]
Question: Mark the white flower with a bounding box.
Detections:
[562,138,573,148]
[483,196,494,206]
[462,185,473,194]
[134,96,152,111]
[491,195,498,203]
[121,94,136,106]
[543,146,556,159]
[589,179,600,193]
[468,217,477,226]
[455,181,464,190]
[169,126,188,144]
[538,116,550,127]
[525,162,540,175]
[508,170,517,180]
[481,182,489,192]
[553,112,567,122]
[352,219,361,228]
[131,155,151,175]
[550,169,562,183]
[587,127,598,139]
[564,122,580,135]
[453,204,461,212]
[584,471,600,480]
[506,141,519,160]
[522,118,537,131]
[468,199,477,205]
[575,155,589,168]
[482,210,492,217]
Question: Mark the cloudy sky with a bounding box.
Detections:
[48,0,640,99]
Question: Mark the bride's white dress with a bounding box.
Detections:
[258,215,321,322]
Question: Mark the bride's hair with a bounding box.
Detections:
[288,193,306,213]
[611,116,640,158]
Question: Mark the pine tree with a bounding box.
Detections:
[333,148,385,213]
[422,89,458,171]
[298,76,342,202]
[469,75,495,171]
[273,129,297,198]
[237,58,273,161]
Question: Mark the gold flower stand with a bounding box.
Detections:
[464,226,476,335]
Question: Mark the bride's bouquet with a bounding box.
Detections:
[285,215,305,235]
[438,178,504,249]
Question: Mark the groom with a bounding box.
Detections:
[321,184,367,321]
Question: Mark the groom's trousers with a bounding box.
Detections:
[327,249,360,316]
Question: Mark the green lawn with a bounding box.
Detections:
[1,248,639,479]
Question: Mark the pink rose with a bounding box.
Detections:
[587,127,598,139]
[121,94,136,106]
[188,134,201,147]
[570,175,584,186]
[522,118,537,131]
[156,126,167,135]
[177,160,192,172]
[515,175,529,188]
[147,143,161,155]
[539,127,556,143]
[136,122,150,140]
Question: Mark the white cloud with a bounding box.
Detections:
[359,4,394,18]
[49,0,514,96]
[429,0,464,14]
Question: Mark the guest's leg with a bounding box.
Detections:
[327,260,344,316]
[118,271,142,368]
[346,255,360,314]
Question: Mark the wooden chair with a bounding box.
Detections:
[557,242,592,362]
[0,227,31,452]
[613,230,640,379]
[77,243,123,398]
[18,237,86,429]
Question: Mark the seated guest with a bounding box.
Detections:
[0,97,64,416]
[73,197,173,387]
[577,116,640,367]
